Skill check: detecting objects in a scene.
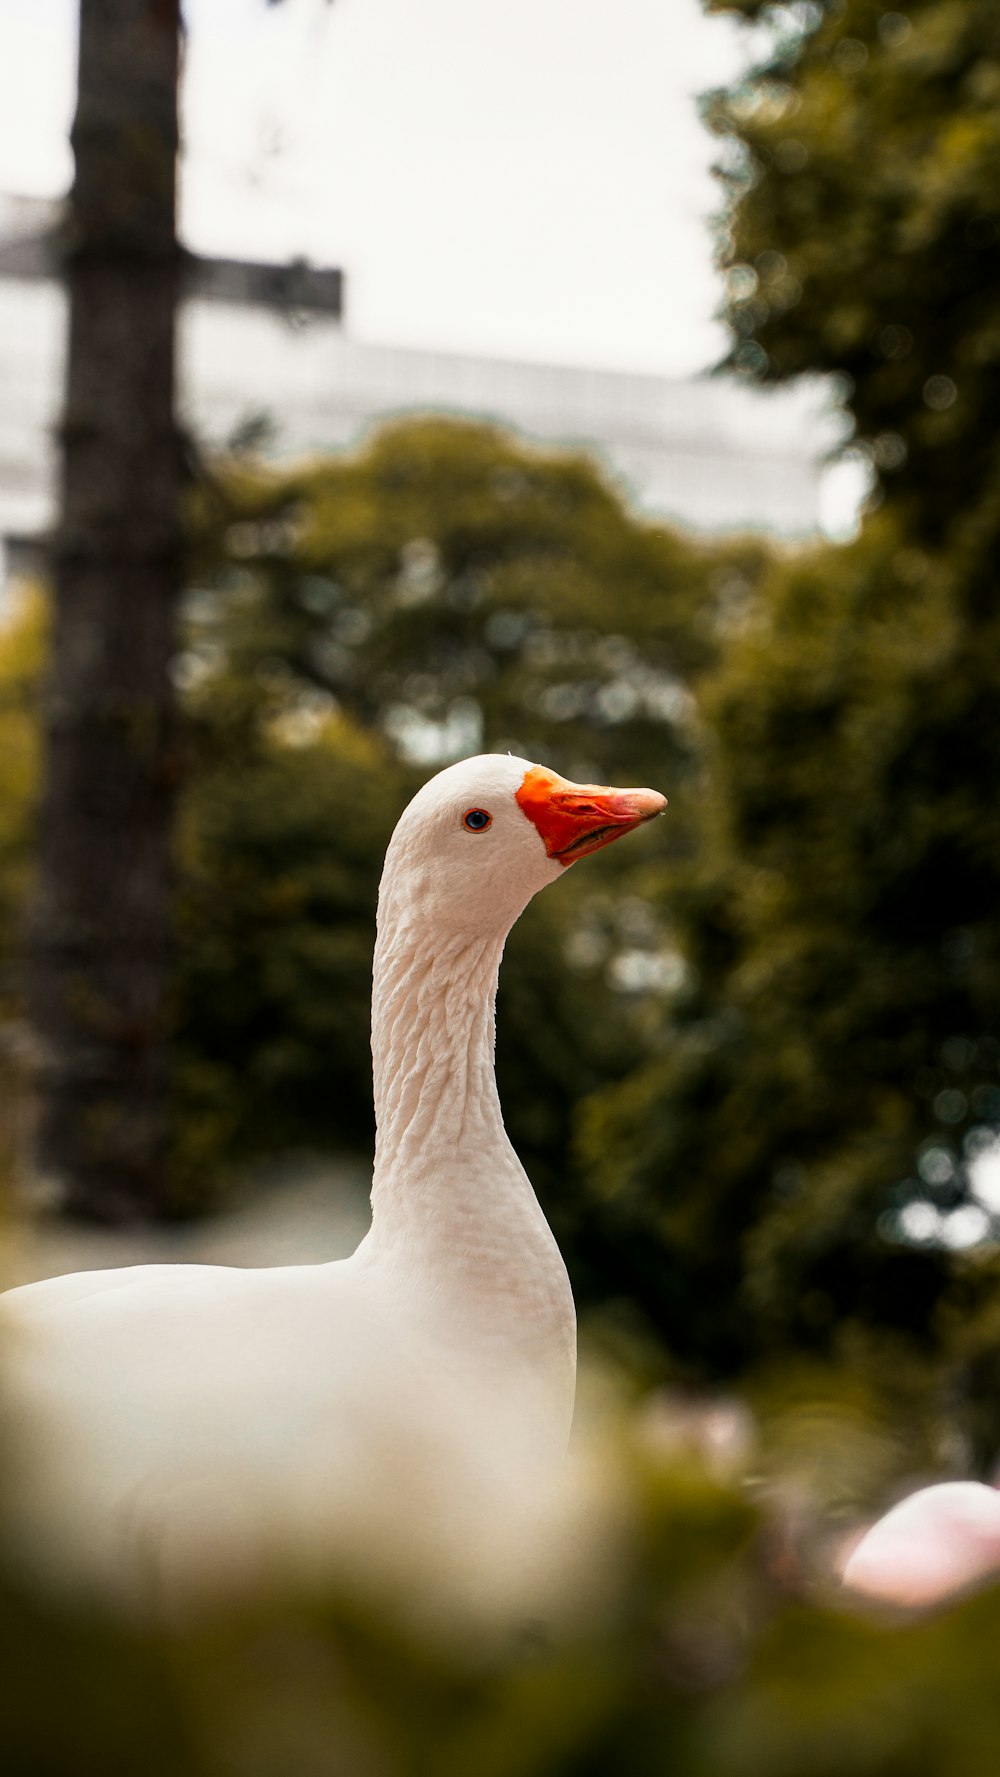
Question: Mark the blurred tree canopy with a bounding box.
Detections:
[186,415,729,781]
[170,420,760,1242]
[0,423,763,1252]
[582,0,1000,1455]
[0,597,45,1008]
[705,0,1000,565]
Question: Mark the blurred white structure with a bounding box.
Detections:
[0,193,839,585]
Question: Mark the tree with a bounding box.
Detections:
[23,0,319,1222]
[177,418,761,1239]
[187,416,732,792]
[705,0,1000,569]
[0,420,760,1270]
[578,0,1000,1453]
[26,0,183,1220]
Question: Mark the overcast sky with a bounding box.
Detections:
[0,0,747,376]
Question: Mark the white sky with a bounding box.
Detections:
[0,0,747,376]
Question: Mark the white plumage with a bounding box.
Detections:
[0,753,664,1612]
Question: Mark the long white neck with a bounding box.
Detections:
[369,915,516,1229]
[364,891,576,1439]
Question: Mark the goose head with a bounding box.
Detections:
[378,753,666,940]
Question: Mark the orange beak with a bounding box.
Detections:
[515,765,667,866]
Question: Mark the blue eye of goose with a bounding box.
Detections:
[463,808,492,832]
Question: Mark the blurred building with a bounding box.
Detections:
[0,193,839,587]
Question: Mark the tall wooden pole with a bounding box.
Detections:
[27,0,183,1220]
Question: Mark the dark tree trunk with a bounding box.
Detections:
[26,0,183,1221]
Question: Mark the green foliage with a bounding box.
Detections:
[0,427,748,1258]
[0,592,45,1001]
[174,420,750,1240]
[170,709,408,1200]
[577,0,1000,1452]
[704,0,1000,557]
[5,1401,1000,1777]
[188,416,746,795]
[582,516,1000,1393]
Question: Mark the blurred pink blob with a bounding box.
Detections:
[841,1481,1000,1608]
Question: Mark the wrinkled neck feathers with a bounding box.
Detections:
[368,844,532,1230]
[370,914,512,1208]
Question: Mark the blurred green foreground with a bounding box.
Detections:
[4,1399,1000,1777]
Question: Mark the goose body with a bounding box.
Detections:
[0,754,664,1608]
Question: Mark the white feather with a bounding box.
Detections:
[0,753,662,1618]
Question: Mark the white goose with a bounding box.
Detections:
[0,754,665,1609]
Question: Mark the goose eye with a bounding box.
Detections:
[463,808,492,832]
